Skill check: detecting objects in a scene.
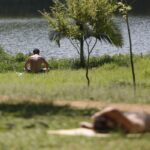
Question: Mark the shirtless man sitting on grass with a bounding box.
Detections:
[24,49,49,73]
[80,107,150,134]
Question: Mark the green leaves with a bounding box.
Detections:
[117,2,132,19]
[41,0,123,47]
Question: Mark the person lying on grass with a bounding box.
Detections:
[24,48,49,73]
[80,107,150,134]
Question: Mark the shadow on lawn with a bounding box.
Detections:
[0,101,97,118]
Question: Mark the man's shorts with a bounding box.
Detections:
[26,68,48,73]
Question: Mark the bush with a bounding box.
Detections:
[0,47,12,61]
[0,47,24,72]
[48,58,81,69]
[15,53,27,62]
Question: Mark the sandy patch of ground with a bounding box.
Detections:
[54,100,150,113]
[0,95,150,113]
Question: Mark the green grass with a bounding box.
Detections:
[0,102,95,150]
[0,48,150,149]
[0,102,149,150]
[1,55,150,103]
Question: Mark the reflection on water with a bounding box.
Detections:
[0,16,150,59]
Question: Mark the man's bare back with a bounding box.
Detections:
[25,49,49,73]
[81,107,150,134]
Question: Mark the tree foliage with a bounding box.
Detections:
[41,0,123,47]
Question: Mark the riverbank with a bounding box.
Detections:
[0,46,148,70]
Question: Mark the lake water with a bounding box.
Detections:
[0,16,150,59]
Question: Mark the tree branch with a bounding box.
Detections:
[85,39,90,53]
[69,39,80,54]
[89,38,97,54]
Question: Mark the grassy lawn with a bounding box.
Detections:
[1,55,150,103]
[0,54,150,149]
[0,102,150,150]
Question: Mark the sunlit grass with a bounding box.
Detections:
[0,102,149,150]
[0,55,150,149]
[0,49,150,103]
[0,56,150,103]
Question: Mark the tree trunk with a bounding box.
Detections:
[86,52,90,87]
[80,37,85,68]
[126,14,136,95]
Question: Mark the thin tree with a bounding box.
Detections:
[41,0,123,86]
[118,1,136,94]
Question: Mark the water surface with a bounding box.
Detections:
[0,16,150,58]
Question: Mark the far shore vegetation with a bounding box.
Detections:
[0,0,150,17]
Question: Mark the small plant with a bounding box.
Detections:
[118,1,136,95]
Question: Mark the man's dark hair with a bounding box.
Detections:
[33,49,40,54]
[93,117,114,133]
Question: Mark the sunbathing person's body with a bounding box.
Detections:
[25,49,49,73]
[81,107,150,133]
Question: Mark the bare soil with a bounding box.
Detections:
[0,96,150,113]
[54,100,150,113]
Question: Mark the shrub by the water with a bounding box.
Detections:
[15,52,27,62]
[0,47,26,72]
[0,46,146,72]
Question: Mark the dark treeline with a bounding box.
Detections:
[126,0,150,14]
[0,0,53,17]
[0,0,150,17]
